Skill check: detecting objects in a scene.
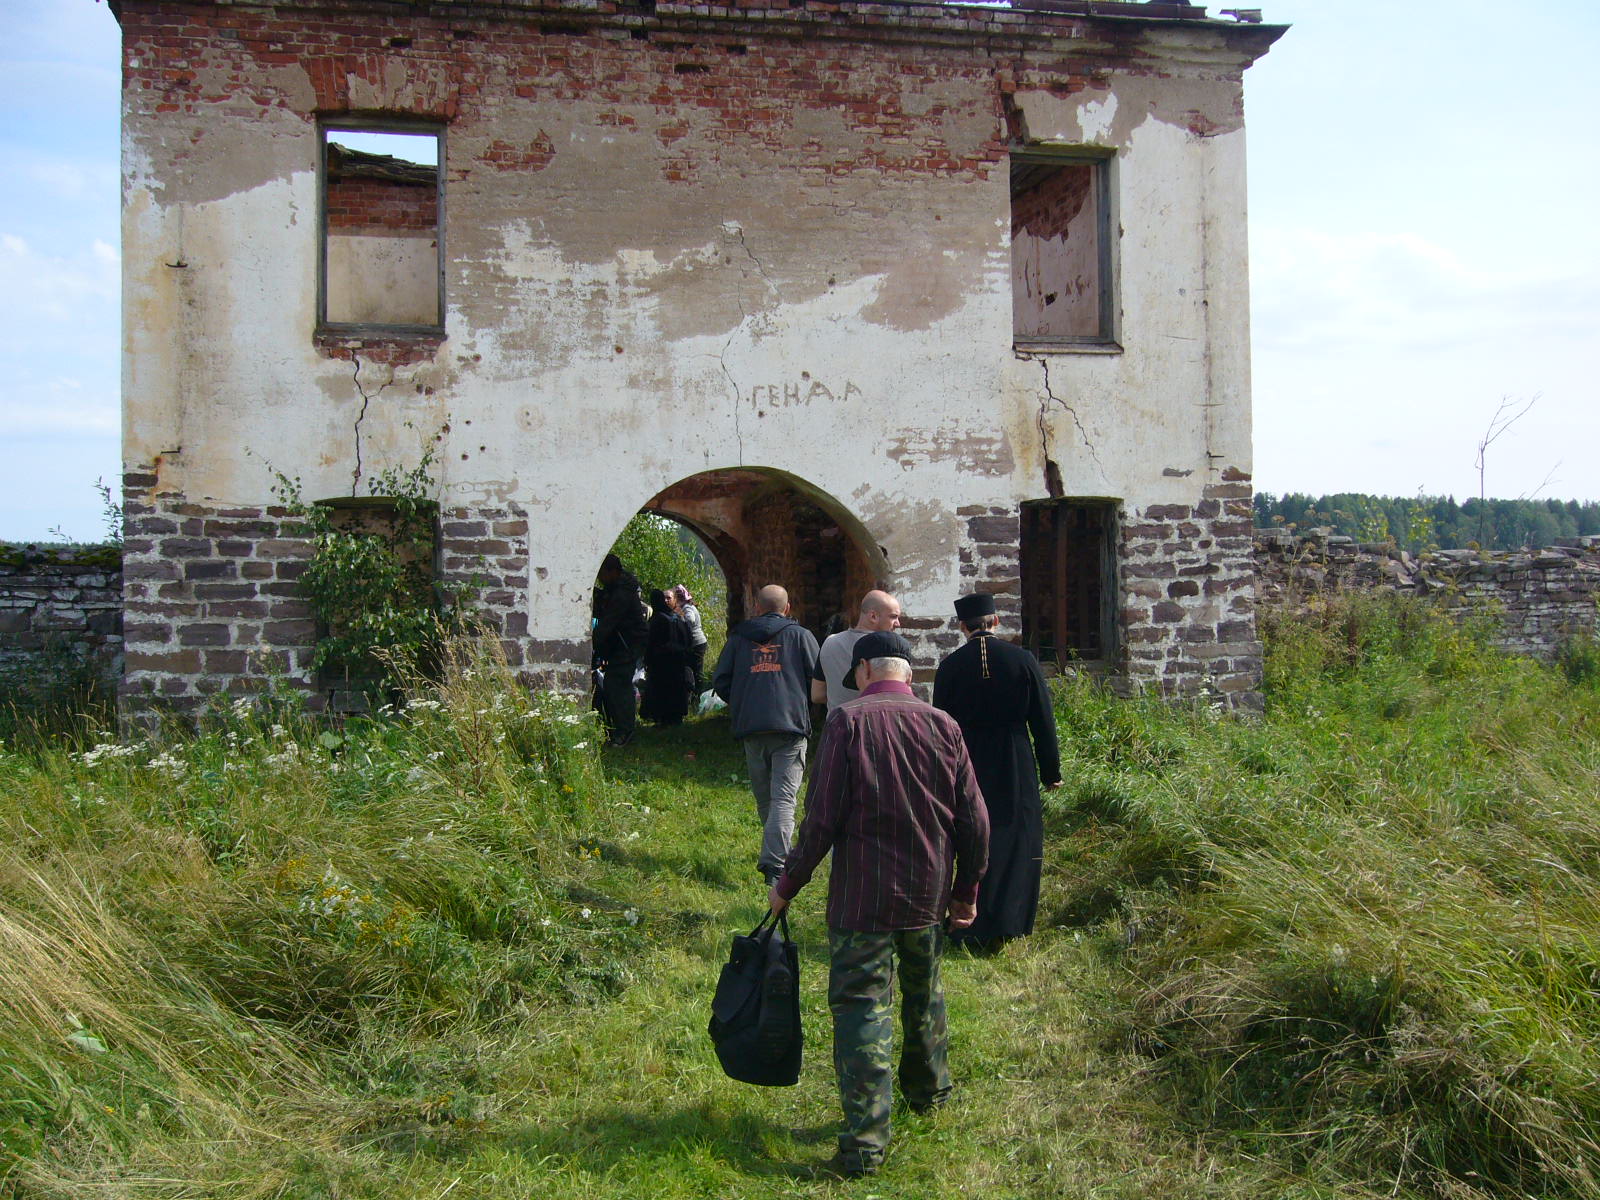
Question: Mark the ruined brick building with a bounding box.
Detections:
[114,0,1284,711]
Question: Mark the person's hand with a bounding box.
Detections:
[768,886,788,914]
[947,899,976,930]
[1044,780,1061,791]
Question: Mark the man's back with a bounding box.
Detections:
[712,611,820,738]
[784,684,988,931]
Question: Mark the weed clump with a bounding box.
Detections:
[1051,593,1600,1198]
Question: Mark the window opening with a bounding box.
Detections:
[1020,499,1118,664]
[321,126,443,330]
[1011,149,1115,348]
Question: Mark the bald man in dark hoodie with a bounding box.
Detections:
[712,584,821,885]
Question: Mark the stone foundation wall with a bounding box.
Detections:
[121,475,318,712]
[1255,529,1600,657]
[122,469,533,713]
[0,543,124,687]
[1119,477,1262,712]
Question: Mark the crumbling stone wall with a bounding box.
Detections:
[1255,529,1600,658]
[1120,476,1261,710]
[0,543,124,687]
[116,0,1280,715]
[122,469,529,712]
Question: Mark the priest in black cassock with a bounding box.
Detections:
[932,593,1061,950]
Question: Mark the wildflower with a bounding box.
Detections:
[540,917,553,927]
[146,750,189,780]
[624,909,639,926]
[572,741,588,751]
[580,907,592,919]
[270,723,288,739]
[79,742,139,767]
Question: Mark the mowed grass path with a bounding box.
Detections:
[453,715,1309,1200]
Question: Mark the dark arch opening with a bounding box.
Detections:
[640,467,889,639]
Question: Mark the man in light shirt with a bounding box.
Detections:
[810,589,902,712]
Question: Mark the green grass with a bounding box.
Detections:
[3,596,1598,1198]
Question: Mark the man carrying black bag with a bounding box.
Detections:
[767,631,989,1179]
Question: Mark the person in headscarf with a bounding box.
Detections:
[673,583,709,703]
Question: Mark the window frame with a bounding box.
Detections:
[1009,145,1119,354]
[317,117,446,337]
[1019,497,1121,667]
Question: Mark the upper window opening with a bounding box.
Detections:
[321,125,443,331]
[1010,149,1115,350]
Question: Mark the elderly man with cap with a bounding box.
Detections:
[769,630,989,1179]
[932,593,1061,952]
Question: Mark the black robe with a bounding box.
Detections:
[932,632,1061,943]
[641,611,693,725]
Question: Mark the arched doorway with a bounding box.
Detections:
[641,467,888,639]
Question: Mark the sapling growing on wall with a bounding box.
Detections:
[271,449,472,700]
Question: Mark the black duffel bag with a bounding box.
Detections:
[708,908,802,1086]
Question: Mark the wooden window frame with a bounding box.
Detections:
[317,118,446,337]
[1010,145,1120,354]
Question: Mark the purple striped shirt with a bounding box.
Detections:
[774,680,990,931]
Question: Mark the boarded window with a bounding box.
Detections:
[1011,150,1114,347]
[321,126,442,329]
[1020,499,1117,663]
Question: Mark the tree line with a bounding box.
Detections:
[1253,492,1600,553]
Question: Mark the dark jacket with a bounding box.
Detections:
[593,571,647,664]
[711,611,821,739]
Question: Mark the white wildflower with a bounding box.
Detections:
[540,917,553,927]
[146,750,188,780]
[79,742,139,767]
[624,909,639,926]
[572,741,589,751]
[580,908,592,919]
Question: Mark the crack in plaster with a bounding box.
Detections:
[712,222,782,471]
[348,353,396,495]
[1035,358,1107,485]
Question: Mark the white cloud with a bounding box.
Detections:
[0,228,118,325]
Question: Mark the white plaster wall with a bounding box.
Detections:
[123,27,1260,651]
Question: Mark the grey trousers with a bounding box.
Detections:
[742,731,807,873]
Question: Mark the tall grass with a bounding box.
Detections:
[0,636,639,1197]
[1047,592,1600,1196]
[5,599,1598,1198]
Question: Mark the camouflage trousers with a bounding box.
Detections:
[827,925,952,1166]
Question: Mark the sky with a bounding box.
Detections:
[0,0,1596,542]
